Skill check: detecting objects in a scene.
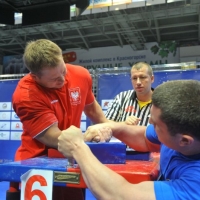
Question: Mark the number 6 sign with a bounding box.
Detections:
[21,169,53,200]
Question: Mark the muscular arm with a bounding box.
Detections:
[111,122,160,152]
[84,100,109,124]
[75,144,156,200]
[35,123,61,149]
[85,122,160,152]
[58,126,156,200]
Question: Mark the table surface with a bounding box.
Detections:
[0,156,159,188]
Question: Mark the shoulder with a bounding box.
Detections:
[117,90,134,95]
[65,64,93,88]
[115,90,134,99]
[146,124,160,144]
[66,63,90,75]
[13,74,41,102]
[154,162,200,199]
[14,74,36,93]
[17,73,33,85]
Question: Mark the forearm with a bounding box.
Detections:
[84,100,109,124]
[58,125,156,200]
[107,122,149,152]
[89,112,109,124]
[35,124,61,149]
[73,142,133,200]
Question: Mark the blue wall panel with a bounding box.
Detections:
[1,69,200,163]
[0,80,21,163]
[98,69,200,108]
[98,73,132,101]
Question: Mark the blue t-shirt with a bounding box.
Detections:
[146,124,200,200]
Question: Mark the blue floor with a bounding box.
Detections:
[0,182,9,200]
[86,189,96,200]
[0,181,96,200]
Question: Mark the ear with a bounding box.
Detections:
[151,75,154,83]
[179,135,194,146]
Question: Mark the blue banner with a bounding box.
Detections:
[0,80,21,163]
[98,69,200,110]
[152,69,200,88]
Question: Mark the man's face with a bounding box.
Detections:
[130,66,154,95]
[33,60,67,89]
[149,105,178,149]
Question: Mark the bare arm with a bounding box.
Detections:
[84,100,109,123]
[112,122,150,152]
[84,122,160,152]
[58,126,156,200]
[35,123,61,149]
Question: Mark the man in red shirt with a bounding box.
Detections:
[9,39,108,200]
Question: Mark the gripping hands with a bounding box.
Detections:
[84,124,113,143]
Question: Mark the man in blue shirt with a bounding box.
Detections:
[58,80,200,200]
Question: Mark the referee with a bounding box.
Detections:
[105,62,154,148]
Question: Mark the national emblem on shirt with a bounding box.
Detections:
[68,87,81,105]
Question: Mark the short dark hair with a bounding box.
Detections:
[131,62,153,76]
[152,80,200,140]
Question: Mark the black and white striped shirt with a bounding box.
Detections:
[105,90,152,126]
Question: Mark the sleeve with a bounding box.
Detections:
[105,93,122,121]
[145,124,161,145]
[82,67,95,105]
[13,99,58,138]
[154,166,200,200]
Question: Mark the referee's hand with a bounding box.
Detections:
[125,116,140,125]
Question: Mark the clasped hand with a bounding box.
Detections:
[58,124,113,158]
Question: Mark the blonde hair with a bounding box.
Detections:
[23,39,63,74]
[131,62,153,76]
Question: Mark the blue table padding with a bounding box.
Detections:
[87,142,126,164]
[126,151,150,161]
[0,142,126,183]
[0,157,68,182]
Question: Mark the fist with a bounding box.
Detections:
[125,116,140,125]
[84,124,112,143]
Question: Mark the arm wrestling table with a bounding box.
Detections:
[0,142,160,199]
